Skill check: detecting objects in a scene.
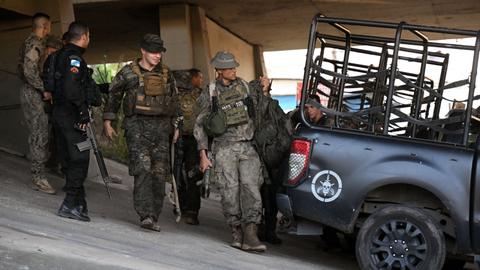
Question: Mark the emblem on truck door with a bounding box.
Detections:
[311,170,343,202]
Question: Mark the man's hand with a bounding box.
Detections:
[42,91,52,101]
[103,120,118,140]
[172,128,180,144]
[259,76,271,96]
[78,105,91,125]
[199,149,213,173]
[79,123,90,131]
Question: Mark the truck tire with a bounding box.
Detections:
[356,205,445,270]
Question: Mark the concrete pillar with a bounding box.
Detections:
[253,45,267,78]
[159,4,194,70]
[190,6,214,83]
[57,0,75,34]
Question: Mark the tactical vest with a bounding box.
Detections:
[217,80,250,126]
[130,61,176,116]
[178,88,201,133]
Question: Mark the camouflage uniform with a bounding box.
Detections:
[194,78,263,226]
[18,33,51,187]
[104,59,179,223]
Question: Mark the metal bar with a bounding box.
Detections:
[317,32,475,51]
[314,15,477,36]
[322,45,445,66]
[300,16,320,127]
[411,36,429,136]
[317,33,451,57]
[462,32,480,145]
[384,22,405,134]
[432,54,449,120]
[332,23,352,128]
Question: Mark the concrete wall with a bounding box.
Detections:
[159,4,257,83]
[159,5,193,70]
[206,18,255,82]
[74,2,159,64]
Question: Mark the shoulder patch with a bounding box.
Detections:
[70,59,81,67]
[70,67,79,74]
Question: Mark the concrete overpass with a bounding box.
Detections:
[1,0,480,155]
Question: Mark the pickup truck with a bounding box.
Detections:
[277,15,480,270]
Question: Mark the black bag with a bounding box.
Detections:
[42,51,60,94]
[251,81,292,168]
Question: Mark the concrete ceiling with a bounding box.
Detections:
[73,0,480,51]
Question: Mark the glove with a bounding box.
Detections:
[244,96,255,118]
[78,104,90,124]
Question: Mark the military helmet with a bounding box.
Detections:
[140,33,166,53]
[211,51,239,69]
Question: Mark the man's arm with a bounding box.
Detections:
[193,88,213,173]
[23,43,45,91]
[168,70,182,143]
[102,68,126,139]
[193,88,210,151]
[62,55,87,108]
[103,69,126,121]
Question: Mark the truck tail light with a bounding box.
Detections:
[286,139,311,186]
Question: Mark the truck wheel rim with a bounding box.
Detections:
[369,220,427,269]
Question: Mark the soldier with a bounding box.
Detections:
[18,12,55,194]
[103,34,180,232]
[51,22,98,222]
[194,51,268,252]
[175,68,204,225]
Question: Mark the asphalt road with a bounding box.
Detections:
[0,151,359,270]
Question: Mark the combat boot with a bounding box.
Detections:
[241,223,266,252]
[230,225,243,249]
[184,212,199,225]
[31,178,56,194]
[140,217,161,232]
[57,203,90,222]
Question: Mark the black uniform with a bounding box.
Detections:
[51,43,93,222]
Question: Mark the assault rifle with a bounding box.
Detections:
[201,151,213,199]
[170,140,182,223]
[75,121,112,199]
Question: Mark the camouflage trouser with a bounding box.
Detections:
[213,141,263,225]
[124,116,172,221]
[20,84,49,181]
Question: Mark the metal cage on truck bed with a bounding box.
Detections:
[301,14,480,146]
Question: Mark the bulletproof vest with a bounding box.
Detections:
[130,61,176,116]
[178,88,201,134]
[217,80,250,126]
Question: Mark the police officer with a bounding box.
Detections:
[174,68,204,225]
[41,35,63,174]
[194,51,268,252]
[18,12,55,194]
[51,22,96,222]
[103,34,180,232]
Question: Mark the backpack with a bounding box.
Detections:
[251,80,292,169]
[42,51,60,94]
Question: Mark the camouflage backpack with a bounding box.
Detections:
[250,80,292,168]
